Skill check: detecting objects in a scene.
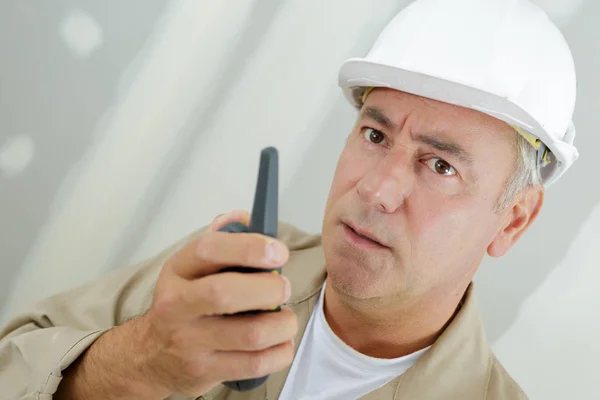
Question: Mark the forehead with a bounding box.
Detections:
[363,89,508,130]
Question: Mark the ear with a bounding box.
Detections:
[487,186,544,258]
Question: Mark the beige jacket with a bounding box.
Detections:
[0,222,528,400]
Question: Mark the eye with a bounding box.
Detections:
[363,128,386,145]
[425,157,457,176]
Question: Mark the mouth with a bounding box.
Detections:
[342,222,389,249]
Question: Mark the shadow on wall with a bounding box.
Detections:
[492,199,600,400]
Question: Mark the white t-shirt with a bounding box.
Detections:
[279,279,430,400]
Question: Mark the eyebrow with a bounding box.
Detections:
[415,134,473,166]
[359,106,474,166]
[361,106,395,131]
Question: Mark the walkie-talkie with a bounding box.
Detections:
[218,147,281,392]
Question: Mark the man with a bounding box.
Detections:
[0,0,579,399]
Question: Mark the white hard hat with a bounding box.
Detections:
[339,0,578,186]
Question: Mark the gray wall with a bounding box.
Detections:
[0,0,168,308]
[1,1,598,398]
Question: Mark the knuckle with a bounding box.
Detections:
[230,209,251,224]
[169,333,184,352]
[265,275,288,306]
[278,277,289,303]
[284,310,299,335]
[240,234,261,260]
[242,321,265,348]
[201,279,231,312]
[162,258,175,273]
[229,209,249,220]
[153,290,179,317]
[212,213,225,224]
[169,327,190,350]
[195,234,214,262]
[183,358,208,380]
[284,344,295,364]
[248,353,269,376]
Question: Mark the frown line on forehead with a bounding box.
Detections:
[359,106,474,166]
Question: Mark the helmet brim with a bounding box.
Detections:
[338,58,578,187]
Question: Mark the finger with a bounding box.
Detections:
[211,210,251,232]
[209,340,295,383]
[195,307,297,351]
[176,271,291,317]
[168,231,289,280]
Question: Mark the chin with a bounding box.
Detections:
[324,243,391,300]
[327,266,378,300]
[322,216,397,300]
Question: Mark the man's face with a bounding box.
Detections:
[322,88,519,305]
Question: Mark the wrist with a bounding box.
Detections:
[110,315,172,399]
[56,316,171,400]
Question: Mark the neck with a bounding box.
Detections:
[322,281,467,359]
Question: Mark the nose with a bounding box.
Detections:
[356,151,413,213]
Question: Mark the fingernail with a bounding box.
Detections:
[265,241,285,263]
[282,275,291,301]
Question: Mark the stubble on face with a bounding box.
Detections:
[321,88,517,309]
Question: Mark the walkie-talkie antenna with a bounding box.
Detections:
[249,147,278,238]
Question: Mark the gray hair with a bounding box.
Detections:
[494,132,543,213]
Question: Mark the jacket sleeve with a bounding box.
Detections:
[0,230,202,400]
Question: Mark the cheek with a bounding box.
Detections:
[407,195,496,262]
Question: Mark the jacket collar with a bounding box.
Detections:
[363,283,492,399]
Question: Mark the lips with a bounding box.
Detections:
[344,222,387,248]
[351,227,378,243]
